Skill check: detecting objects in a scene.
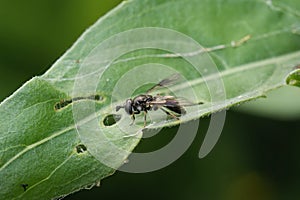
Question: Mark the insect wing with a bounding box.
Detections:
[147,96,186,115]
[146,73,181,94]
[164,99,186,115]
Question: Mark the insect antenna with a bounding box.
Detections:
[116,105,124,111]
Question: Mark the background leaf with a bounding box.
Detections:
[0,0,300,200]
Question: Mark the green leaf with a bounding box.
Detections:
[1,0,300,199]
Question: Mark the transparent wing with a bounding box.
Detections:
[150,96,186,115]
[149,96,201,106]
[147,95,202,115]
[146,73,181,94]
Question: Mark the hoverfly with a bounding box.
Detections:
[116,74,201,127]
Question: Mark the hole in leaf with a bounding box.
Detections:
[103,114,121,126]
[286,69,300,87]
[54,99,73,110]
[21,183,29,191]
[54,94,104,111]
[76,144,87,154]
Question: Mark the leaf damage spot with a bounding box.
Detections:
[54,94,104,110]
[103,114,121,126]
[21,183,29,191]
[76,144,87,154]
[230,34,251,47]
[286,66,300,87]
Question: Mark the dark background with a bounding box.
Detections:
[1,1,299,199]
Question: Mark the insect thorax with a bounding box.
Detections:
[132,95,153,111]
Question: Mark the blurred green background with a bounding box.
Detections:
[0,1,299,199]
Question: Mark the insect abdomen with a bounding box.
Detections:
[164,104,186,115]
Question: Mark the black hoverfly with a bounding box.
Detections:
[116,74,201,127]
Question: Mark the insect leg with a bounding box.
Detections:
[130,114,135,125]
[160,107,180,120]
[143,111,147,127]
[130,110,140,126]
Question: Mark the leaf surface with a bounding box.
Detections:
[0,0,300,199]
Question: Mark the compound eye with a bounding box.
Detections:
[124,99,133,115]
